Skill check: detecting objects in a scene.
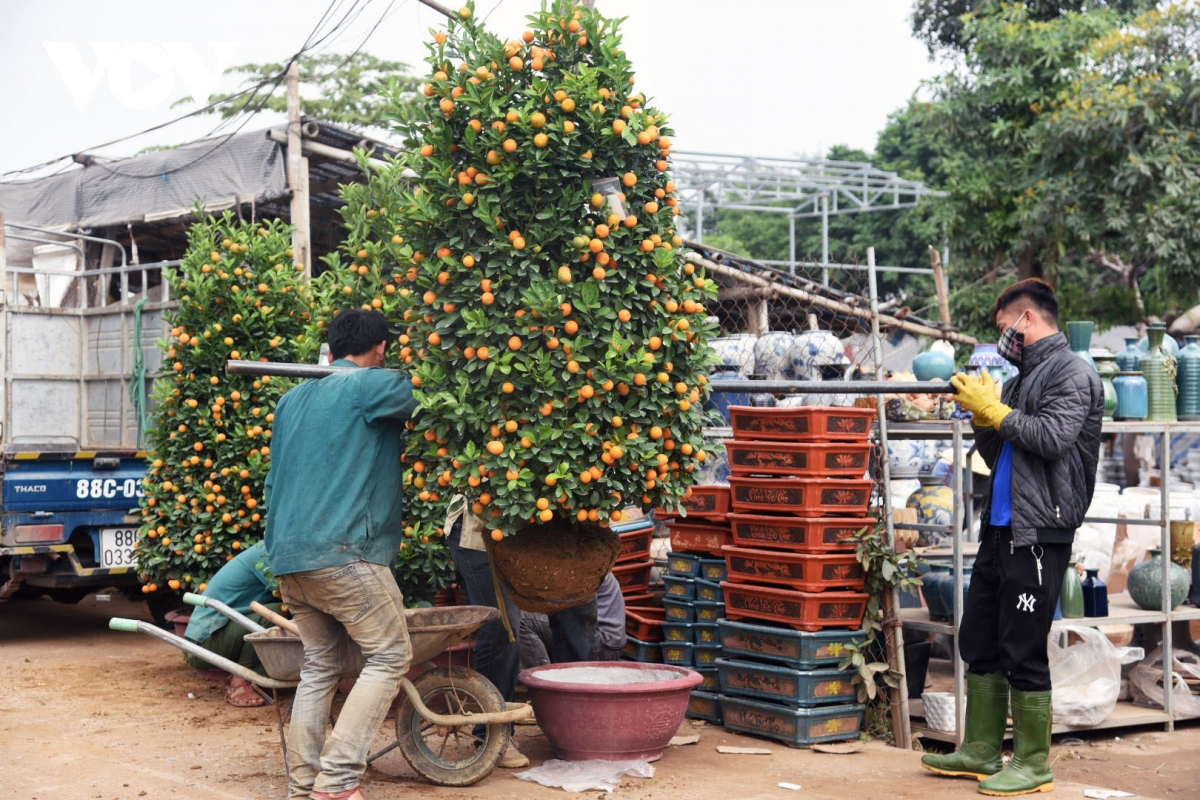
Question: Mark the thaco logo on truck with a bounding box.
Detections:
[75,479,144,500]
[12,485,48,493]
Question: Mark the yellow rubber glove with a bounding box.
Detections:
[950,369,1012,430]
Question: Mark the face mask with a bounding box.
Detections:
[997,312,1030,366]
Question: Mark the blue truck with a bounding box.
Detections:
[1,224,173,616]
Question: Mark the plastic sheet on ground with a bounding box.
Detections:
[513,758,656,793]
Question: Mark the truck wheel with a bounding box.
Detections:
[395,666,508,786]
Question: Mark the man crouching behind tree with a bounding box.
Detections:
[264,309,417,800]
[921,279,1103,796]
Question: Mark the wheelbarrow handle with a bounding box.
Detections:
[183,591,208,607]
[107,617,296,689]
[183,593,267,634]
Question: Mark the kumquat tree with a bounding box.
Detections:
[385,0,718,541]
[135,213,312,594]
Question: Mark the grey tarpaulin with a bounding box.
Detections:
[0,129,288,228]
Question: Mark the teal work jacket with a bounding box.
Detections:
[264,360,417,576]
[184,540,275,643]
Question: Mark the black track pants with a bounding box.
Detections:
[957,525,1072,692]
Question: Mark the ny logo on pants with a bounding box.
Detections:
[1016,593,1036,613]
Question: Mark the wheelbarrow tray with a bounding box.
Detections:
[246,605,499,682]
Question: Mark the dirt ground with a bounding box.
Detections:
[2,594,1198,800]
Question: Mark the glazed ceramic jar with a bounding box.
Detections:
[968,342,1017,384]
[754,332,795,380]
[1116,337,1142,371]
[1065,321,1096,371]
[1094,354,1119,420]
[1127,548,1190,611]
[1176,335,1200,421]
[711,334,758,375]
[1113,371,1148,421]
[906,479,956,548]
[1138,324,1177,422]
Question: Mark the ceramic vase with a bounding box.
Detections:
[1065,321,1097,371]
[1113,371,1148,421]
[1191,543,1200,606]
[754,332,795,380]
[1138,327,1180,358]
[711,334,758,375]
[1060,562,1085,618]
[919,562,972,623]
[788,330,846,381]
[968,342,1017,385]
[1170,520,1194,572]
[704,368,750,426]
[1177,335,1200,421]
[1081,568,1109,617]
[1116,337,1142,372]
[1094,354,1119,420]
[1138,325,1177,422]
[906,479,956,548]
[1127,548,1191,611]
[913,349,956,381]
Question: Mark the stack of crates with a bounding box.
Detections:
[710,405,878,745]
[612,506,662,664]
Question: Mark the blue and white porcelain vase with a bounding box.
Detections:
[906,478,956,547]
[788,330,846,381]
[710,334,758,375]
[968,342,1016,385]
[754,331,794,380]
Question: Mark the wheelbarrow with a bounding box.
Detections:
[110,594,532,787]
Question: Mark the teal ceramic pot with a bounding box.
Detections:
[1138,325,1177,422]
[1116,337,1142,372]
[1127,548,1190,611]
[1113,371,1148,420]
[1065,321,1096,371]
[919,562,972,623]
[913,349,956,382]
[1138,327,1180,358]
[906,480,956,547]
[1177,335,1200,421]
[1094,355,1118,420]
[1060,562,1085,618]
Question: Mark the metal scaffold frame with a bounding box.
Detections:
[671,151,945,283]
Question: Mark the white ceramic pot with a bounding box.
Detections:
[754,331,794,380]
[788,330,846,381]
[711,334,758,375]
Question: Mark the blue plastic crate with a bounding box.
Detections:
[716,658,858,707]
[717,619,866,669]
[693,642,723,667]
[621,635,662,663]
[687,690,723,724]
[662,597,697,623]
[699,557,728,582]
[719,695,865,747]
[661,641,694,667]
[667,551,702,578]
[663,575,696,601]
[694,623,720,644]
[661,621,694,643]
[694,667,720,693]
[694,578,723,602]
[694,600,726,623]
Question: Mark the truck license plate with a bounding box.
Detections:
[99,527,138,568]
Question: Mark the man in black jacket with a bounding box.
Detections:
[921,279,1104,796]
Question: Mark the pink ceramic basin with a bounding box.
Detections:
[519,661,702,761]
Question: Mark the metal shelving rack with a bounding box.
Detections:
[892,419,1200,744]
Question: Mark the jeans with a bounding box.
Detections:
[449,521,597,703]
[278,561,412,798]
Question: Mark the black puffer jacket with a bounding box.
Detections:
[976,333,1105,548]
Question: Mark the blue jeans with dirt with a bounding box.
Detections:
[278,561,412,799]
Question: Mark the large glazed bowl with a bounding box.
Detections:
[519,662,702,761]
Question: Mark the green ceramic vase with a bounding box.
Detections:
[1094,354,1118,420]
[1138,325,1177,423]
[1060,562,1085,618]
[1127,548,1190,611]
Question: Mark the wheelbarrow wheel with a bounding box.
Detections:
[395,666,508,786]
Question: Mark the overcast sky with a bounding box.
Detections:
[0,0,944,178]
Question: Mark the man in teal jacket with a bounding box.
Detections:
[264,309,417,800]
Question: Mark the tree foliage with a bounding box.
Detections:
[136,214,312,593]
[308,0,717,542]
[911,0,1157,54]
[182,52,420,130]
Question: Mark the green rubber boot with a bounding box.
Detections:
[920,671,1007,780]
[978,689,1055,796]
